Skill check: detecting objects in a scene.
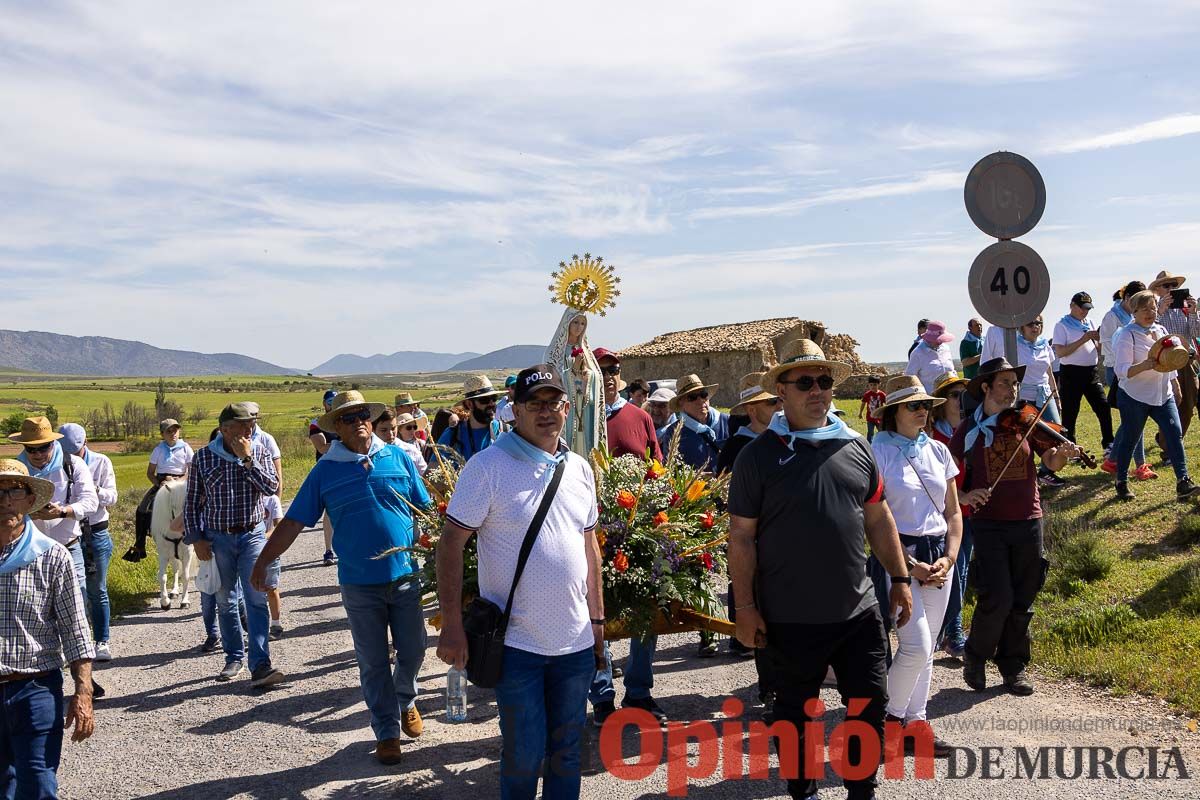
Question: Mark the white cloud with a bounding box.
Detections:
[1048,114,1200,154]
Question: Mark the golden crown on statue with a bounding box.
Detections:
[548,253,620,316]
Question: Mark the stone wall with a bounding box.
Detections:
[621,350,776,409]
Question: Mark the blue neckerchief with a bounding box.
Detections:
[964,404,1003,450]
[163,439,186,453]
[962,331,982,345]
[734,425,757,440]
[81,447,98,467]
[493,430,567,467]
[873,429,931,458]
[16,441,63,480]
[605,396,628,418]
[1123,320,1154,336]
[207,433,242,464]
[767,410,860,445]
[1017,334,1050,355]
[324,435,387,470]
[679,408,720,444]
[1111,300,1132,326]
[0,519,56,575]
[933,418,954,440]
[1059,314,1093,335]
[655,414,676,438]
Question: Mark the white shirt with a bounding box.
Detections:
[981,326,1006,363]
[397,438,427,475]
[496,397,515,425]
[1099,308,1126,369]
[253,428,281,460]
[446,446,598,657]
[905,342,955,393]
[149,441,194,476]
[80,450,117,526]
[1115,323,1176,406]
[263,494,283,523]
[32,454,99,546]
[1053,316,1099,368]
[871,438,958,538]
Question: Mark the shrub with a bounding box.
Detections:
[1053,529,1115,585]
[1048,604,1140,648]
[122,436,159,454]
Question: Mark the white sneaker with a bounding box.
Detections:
[95,641,112,662]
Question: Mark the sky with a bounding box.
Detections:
[2,1,1200,369]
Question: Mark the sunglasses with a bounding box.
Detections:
[338,408,374,425]
[523,399,566,413]
[904,400,934,412]
[0,486,32,500]
[403,425,418,431]
[779,374,835,392]
[946,389,964,399]
[1027,321,1044,327]
[685,391,709,402]
[600,365,621,376]
[22,442,55,455]
[1162,283,1180,290]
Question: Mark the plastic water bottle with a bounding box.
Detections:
[446,666,468,723]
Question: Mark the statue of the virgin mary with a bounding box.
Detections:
[544,253,620,459]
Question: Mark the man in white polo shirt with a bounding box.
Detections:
[437,363,604,800]
[1053,291,1114,452]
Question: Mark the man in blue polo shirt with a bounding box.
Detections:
[438,375,504,461]
[251,390,431,766]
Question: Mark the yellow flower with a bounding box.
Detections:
[597,530,607,548]
[645,459,666,479]
[684,480,708,503]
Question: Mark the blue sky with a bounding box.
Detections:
[2,2,1199,369]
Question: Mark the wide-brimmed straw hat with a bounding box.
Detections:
[318,390,387,433]
[967,357,1027,400]
[931,371,970,398]
[0,458,54,510]
[395,412,418,427]
[1149,336,1191,373]
[461,375,505,401]
[394,392,420,407]
[670,374,719,412]
[765,339,852,387]
[7,416,64,446]
[1149,270,1187,291]
[731,372,778,414]
[879,375,945,411]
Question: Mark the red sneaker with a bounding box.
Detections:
[1101,458,1117,474]
[1135,463,1159,481]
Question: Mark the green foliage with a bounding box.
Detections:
[1050,528,1115,587]
[1048,604,1140,648]
[42,404,58,426]
[1,412,24,435]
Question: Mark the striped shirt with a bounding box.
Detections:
[182,442,279,543]
[0,537,95,675]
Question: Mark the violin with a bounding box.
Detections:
[996,401,1097,469]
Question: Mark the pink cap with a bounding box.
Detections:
[922,320,954,346]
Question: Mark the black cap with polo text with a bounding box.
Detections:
[514,363,566,402]
[1071,291,1094,309]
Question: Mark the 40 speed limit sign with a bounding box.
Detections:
[967,240,1050,329]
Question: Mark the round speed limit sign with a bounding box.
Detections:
[967,241,1050,328]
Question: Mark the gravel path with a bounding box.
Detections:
[61,526,1200,799]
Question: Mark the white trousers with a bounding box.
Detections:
[886,565,954,722]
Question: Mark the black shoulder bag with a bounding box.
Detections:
[462,458,566,688]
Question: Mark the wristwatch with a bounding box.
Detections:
[890,575,913,585]
[240,456,253,466]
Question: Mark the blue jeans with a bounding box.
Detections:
[83,528,113,643]
[66,541,86,622]
[866,420,878,442]
[1115,389,1188,482]
[340,577,426,741]
[589,636,656,704]
[494,646,594,800]
[1107,367,1146,465]
[208,525,277,671]
[939,519,974,649]
[201,582,244,639]
[0,671,64,800]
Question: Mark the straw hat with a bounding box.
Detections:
[1149,336,1191,373]
[318,390,387,433]
[0,458,54,510]
[931,371,969,398]
[394,392,420,407]
[7,416,64,446]
[731,372,778,414]
[670,374,719,412]
[765,339,852,387]
[1149,270,1187,291]
[461,375,505,401]
[395,412,418,427]
[878,375,945,411]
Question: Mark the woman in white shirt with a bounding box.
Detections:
[1100,281,1148,474]
[128,419,194,562]
[871,375,962,756]
[1113,290,1200,501]
[905,320,956,393]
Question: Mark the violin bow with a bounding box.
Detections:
[983,400,1054,498]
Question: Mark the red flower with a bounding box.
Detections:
[571,346,583,357]
[669,492,680,507]
[418,533,433,548]
[616,490,637,510]
[700,510,716,529]
[614,551,629,573]
[653,511,669,527]
[701,552,715,571]
[436,501,447,516]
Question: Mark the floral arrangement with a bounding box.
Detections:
[592,449,730,639]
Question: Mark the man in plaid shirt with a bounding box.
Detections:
[184,402,282,687]
[0,459,95,798]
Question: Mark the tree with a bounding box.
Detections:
[187,406,208,425]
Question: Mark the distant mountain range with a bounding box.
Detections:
[310,351,481,375]
[0,330,295,376]
[449,346,546,371]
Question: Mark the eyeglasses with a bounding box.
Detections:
[22,442,55,455]
[600,365,621,376]
[0,486,32,500]
[403,425,418,431]
[779,374,835,392]
[337,408,374,425]
[685,392,709,402]
[904,400,934,412]
[523,399,566,413]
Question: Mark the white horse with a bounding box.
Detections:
[150,477,193,610]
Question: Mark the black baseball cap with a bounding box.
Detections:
[1071,291,1094,309]
[514,363,566,402]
